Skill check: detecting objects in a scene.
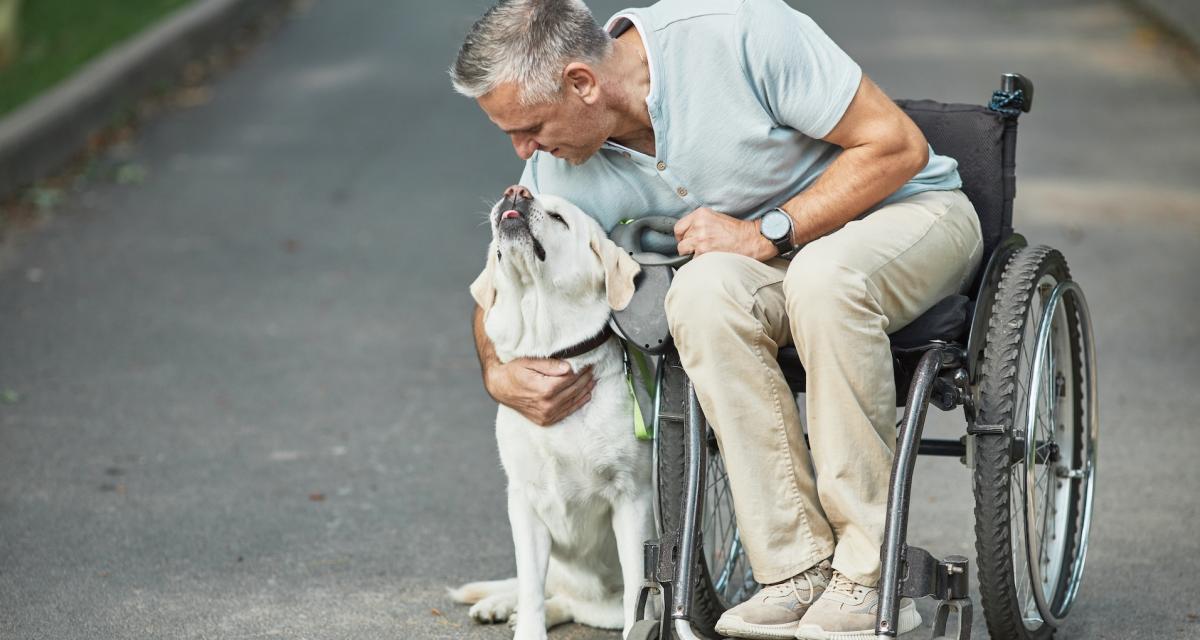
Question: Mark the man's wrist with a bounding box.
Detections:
[760,208,800,259]
[481,356,503,397]
[779,207,799,246]
[753,220,781,260]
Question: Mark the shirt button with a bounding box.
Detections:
[623,152,632,159]
[656,161,667,171]
[676,186,688,197]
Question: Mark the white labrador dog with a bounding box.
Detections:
[449,187,655,640]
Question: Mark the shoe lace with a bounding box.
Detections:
[827,571,859,597]
[788,568,819,605]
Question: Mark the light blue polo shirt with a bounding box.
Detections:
[518,0,961,246]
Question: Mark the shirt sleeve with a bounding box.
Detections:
[736,0,863,139]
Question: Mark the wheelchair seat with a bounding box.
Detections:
[887,294,971,350]
[776,293,970,394]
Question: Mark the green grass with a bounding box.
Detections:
[0,0,192,116]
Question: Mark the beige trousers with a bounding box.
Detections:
[663,189,983,586]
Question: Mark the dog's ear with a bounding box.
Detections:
[469,244,498,313]
[590,233,641,311]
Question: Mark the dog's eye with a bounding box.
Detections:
[547,212,568,227]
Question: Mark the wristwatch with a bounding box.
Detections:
[760,208,799,259]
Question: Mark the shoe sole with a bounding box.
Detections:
[794,601,921,639]
[714,614,802,639]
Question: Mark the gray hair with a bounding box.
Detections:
[450,0,613,105]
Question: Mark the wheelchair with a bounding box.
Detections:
[610,74,1098,640]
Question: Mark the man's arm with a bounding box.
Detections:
[674,74,928,259]
[472,305,596,426]
[779,74,928,244]
[472,304,500,377]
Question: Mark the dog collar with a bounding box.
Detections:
[550,324,614,360]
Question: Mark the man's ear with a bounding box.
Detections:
[590,233,641,311]
[563,62,600,105]
[469,244,499,313]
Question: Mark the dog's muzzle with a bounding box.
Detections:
[495,188,545,261]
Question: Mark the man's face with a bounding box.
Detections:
[478,81,607,166]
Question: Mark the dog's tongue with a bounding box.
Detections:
[502,210,521,220]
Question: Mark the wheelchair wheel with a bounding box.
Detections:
[655,351,759,638]
[698,427,759,609]
[973,246,1098,639]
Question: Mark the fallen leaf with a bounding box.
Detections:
[116,164,148,185]
[29,188,61,212]
[430,608,443,617]
[308,492,326,502]
[172,86,212,108]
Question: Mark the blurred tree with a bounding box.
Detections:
[0,0,18,69]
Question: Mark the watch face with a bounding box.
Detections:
[761,211,791,241]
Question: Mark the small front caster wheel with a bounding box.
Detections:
[628,619,660,640]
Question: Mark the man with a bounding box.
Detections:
[451,0,983,637]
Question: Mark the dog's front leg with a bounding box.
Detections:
[508,486,551,640]
[612,493,656,637]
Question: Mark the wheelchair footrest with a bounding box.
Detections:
[897,547,972,640]
[900,547,970,601]
[931,597,972,640]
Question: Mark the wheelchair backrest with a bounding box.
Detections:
[895,99,1018,290]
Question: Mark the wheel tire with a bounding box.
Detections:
[654,350,728,639]
[973,246,1091,639]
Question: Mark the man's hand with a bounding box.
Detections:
[674,207,778,262]
[484,358,596,427]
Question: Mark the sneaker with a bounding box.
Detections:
[795,571,920,639]
[714,559,833,639]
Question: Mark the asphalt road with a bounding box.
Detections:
[1,1,1198,639]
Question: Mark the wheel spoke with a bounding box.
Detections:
[701,445,757,606]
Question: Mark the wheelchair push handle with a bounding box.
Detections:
[609,216,693,268]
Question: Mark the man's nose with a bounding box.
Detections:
[504,185,532,201]
[512,135,539,160]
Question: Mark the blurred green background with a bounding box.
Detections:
[0,0,190,116]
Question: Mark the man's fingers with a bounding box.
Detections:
[563,387,595,417]
[545,367,590,396]
[677,235,703,257]
[549,367,593,400]
[524,358,571,377]
[674,211,696,241]
[677,237,691,256]
[544,380,596,425]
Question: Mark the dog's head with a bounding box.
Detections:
[470,186,639,319]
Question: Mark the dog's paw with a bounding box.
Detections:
[468,594,515,624]
[508,599,571,631]
[511,622,548,640]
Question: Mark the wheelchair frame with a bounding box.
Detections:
[621,74,1099,640]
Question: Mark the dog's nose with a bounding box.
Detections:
[504,185,532,201]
